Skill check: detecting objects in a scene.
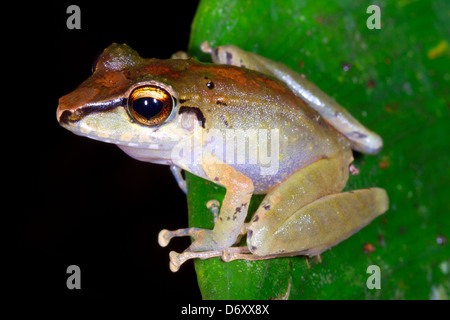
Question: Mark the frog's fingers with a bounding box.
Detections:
[158,227,204,247]
[204,43,382,155]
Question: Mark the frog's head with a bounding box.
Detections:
[57,43,202,165]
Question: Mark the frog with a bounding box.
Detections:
[57,42,389,272]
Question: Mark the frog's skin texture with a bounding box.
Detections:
[57,43,388,272]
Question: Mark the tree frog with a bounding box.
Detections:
[57,43,388,272]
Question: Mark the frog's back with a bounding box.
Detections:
[169,61,352,193]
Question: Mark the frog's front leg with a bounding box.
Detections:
[159,162,254,271]
[170,166,187,194]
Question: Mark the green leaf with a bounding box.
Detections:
[185,0,450,299]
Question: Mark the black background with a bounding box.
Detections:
[22,1,202,304]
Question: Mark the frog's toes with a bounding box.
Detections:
[349,163,360,175]
[158,227,204,247]
[158,229,171,247]
[169,251,182,272]
[169,249,225,271]
[200,41,213,54]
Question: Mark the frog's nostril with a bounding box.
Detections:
[57,110,73,124]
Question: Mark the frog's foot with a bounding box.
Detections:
[168,249,223,272]
[168,246,307,272]
[349,163,360,175]
[200,41,213,54]
[159,200,222,247]
[158,227,204,247]
[168,247,251,272]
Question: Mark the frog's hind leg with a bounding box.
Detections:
[168,246,251,272]
[203,42,383,154]
[244,151,353,253]
[243,149,388,258]
[247,188,388,258]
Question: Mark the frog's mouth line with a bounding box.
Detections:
[62,122,177,152]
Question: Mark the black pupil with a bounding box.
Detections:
[132,98,163,119]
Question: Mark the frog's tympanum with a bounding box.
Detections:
[57,43,388,272]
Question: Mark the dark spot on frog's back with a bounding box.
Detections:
[220,115,229,127]
[341,62,352,72]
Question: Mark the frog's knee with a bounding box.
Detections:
[246,225,281,256]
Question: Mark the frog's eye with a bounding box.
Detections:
[127,86,174,126]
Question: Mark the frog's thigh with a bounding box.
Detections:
[249,153,351,236]
[248,188,388,257]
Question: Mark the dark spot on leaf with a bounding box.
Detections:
[362,242,375,254]
[341,62,352,72]
[436,235,446,245]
